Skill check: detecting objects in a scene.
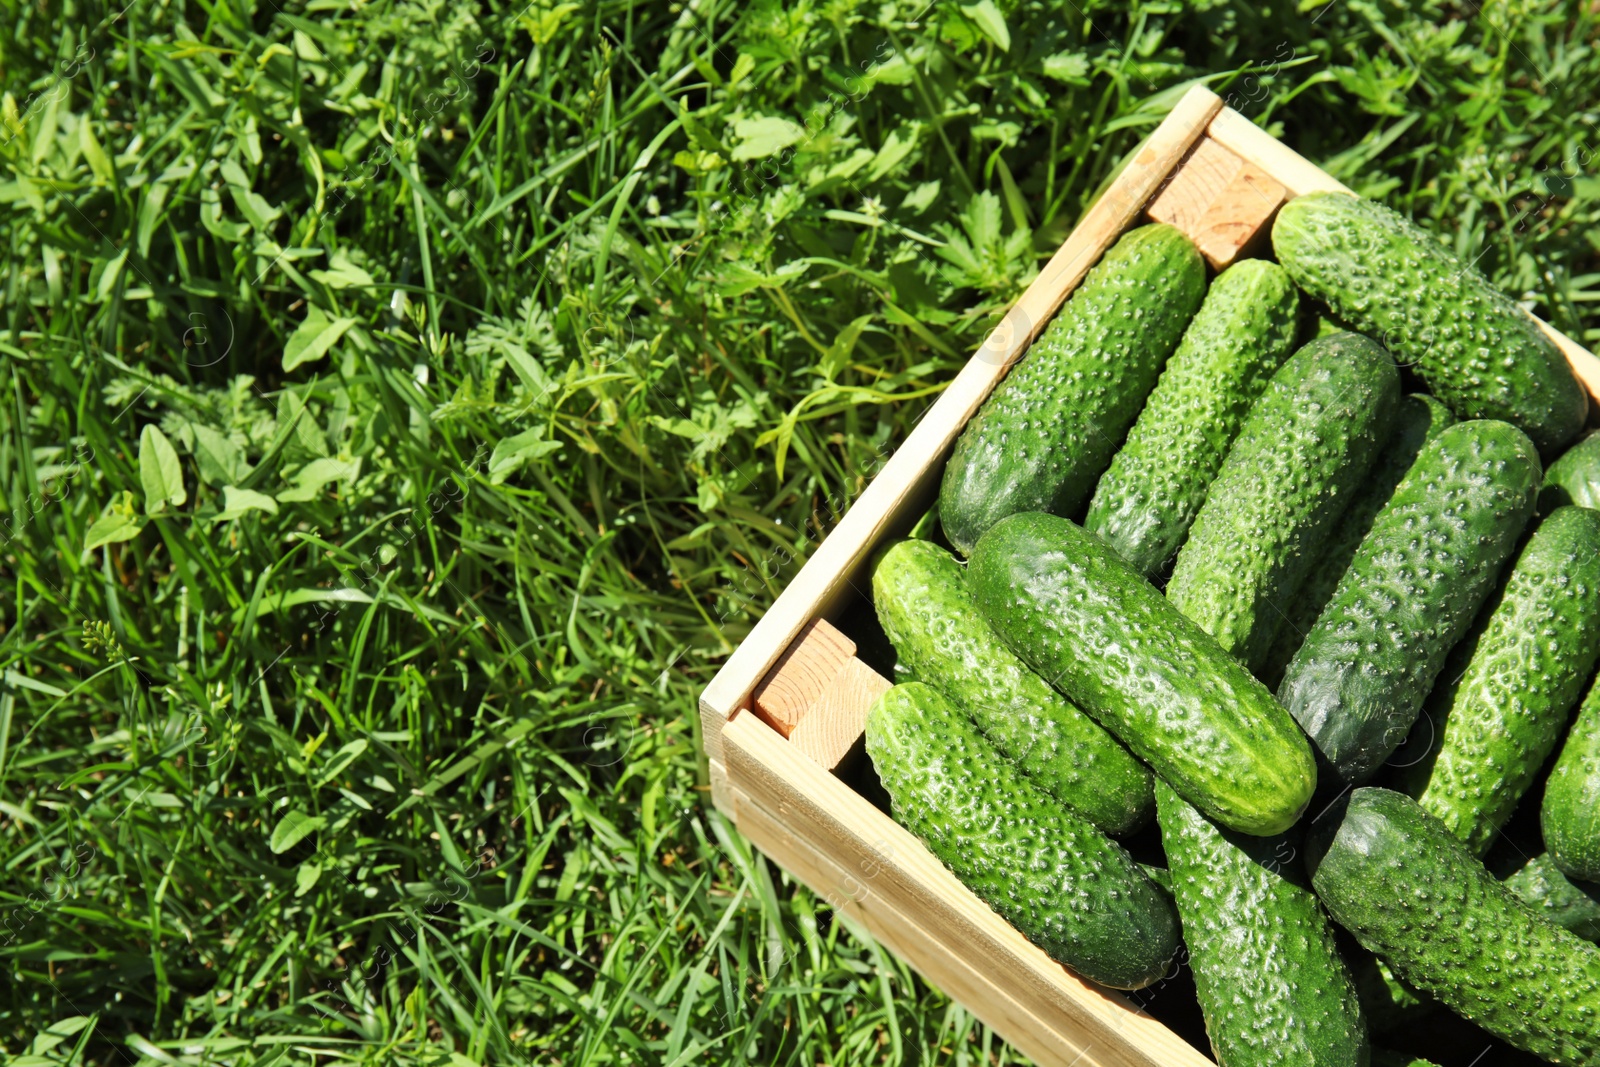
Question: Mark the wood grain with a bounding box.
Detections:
[788,656,891,771]
[1147,137,1286,269]
[724,715,1213,1067]
[751,617,856,738]
[1206,107,1353,198]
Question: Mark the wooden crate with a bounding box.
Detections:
[696,85,1600,1067]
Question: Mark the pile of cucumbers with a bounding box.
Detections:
[864,191,1600,1067]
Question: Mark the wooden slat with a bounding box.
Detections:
[697,85,1227,762]
[723,715,1214,1067]
[731,785,1140,1067]
[788,656,891,771]
[1205,107,1353,198]
[1147,137,1286,269]
[751,618,856,738]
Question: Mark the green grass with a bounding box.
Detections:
[2,1,1599,1063]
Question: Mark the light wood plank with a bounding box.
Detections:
[1206,107,1353,198]
[1148,138,1286,269]
[751,618,857,738]
[697,85,1226,746]
[788,656,891,771]
[723,715,1214,1067]
[730,784,1159,1067]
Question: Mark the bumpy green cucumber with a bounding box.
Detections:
[870,539,1152,834]
[968,512,1315,836]
[1165,332,1399,673]
[1505,853,1600,943]
[1154,781,1366,1066]
[1260,394,1457,687]
[1308,788,1600,1066]
[865,682,1179,989]
[1397,505,1600,855]
[1083,259,1299,580]
[1278,420,1541,787]
[1545,676,1600,882]
[1273,191,1586,454]
[939,224,1205,554]
[1542,432,1600,513]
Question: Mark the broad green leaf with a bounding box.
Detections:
[294,862,322,897]
[85,491,143,550]
[139,425,186,514]
[489,427,563,484]
[190,423,248,485]
[269,809,326,854]
[729,116,805,161]
[309,249,375,289]
[276,456,361,502]
[26,1015,93,1057]
[283,306,356,371]
[1042,50,1091,84]
[961,0,1010,51]
[276,389,330,459]
[215,485,279,521]
[868,125,920,182]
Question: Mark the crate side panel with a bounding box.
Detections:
[724,715,1215,1067]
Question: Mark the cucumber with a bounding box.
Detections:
[864,682,1179,989]
[1154,781,1366,1066]
[1260,394,1457,688]
[939,224,1205,554]
[870,538,1153,835]
[1308,788,1600,1066]
[1542,431,1600,513]
[1504,853,1600,943]
[1544,675,1600,883]
[1397,505,1600,855]
[1273,191,1586,454]
[1165,332,1400,673]
[968,512,1316,836]
[1278,420,1541,787]
[1083,259,1299,580]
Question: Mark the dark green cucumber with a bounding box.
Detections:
[1084,259,1299,580]
[968,512,1315,836]
[939,224,1205,554]
[865,682,1179,989]
[1542,432,1600,513]
[1278,420,1541,787]
[870,538,1152,834]
[1165,332,1400,673]
[1260,394,1457,688]
[1545,676,1600,882]
[1273,191,1587,454]
[1154,781,1366,1066]
[1397,505,1600,855]
[1504,853,1600,943]
[1308,788,1600,1066]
